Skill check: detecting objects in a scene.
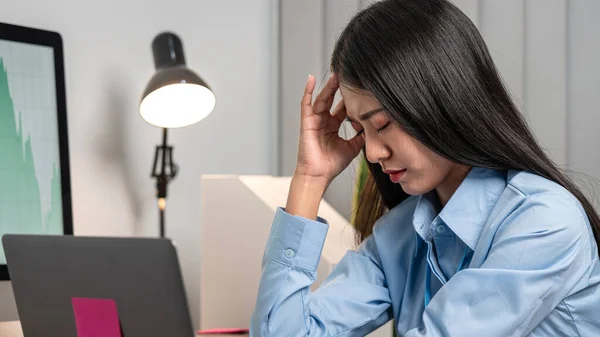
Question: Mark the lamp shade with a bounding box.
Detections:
[140,32,215,128]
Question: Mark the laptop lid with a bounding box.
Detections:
[2,234,194,337]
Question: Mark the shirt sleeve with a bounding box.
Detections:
[250,207,393,337]
[405,193,593,337]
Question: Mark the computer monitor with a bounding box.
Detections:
[0,22,73,280]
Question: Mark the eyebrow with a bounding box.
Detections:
[345,108,384,123]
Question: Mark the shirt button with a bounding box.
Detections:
[436,225,446,233]
[284,248,295,258]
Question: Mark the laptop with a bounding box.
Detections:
[2,234,195,337]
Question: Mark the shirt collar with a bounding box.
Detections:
[412,167,507,250]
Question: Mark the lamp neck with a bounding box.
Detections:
[152,32,186,69]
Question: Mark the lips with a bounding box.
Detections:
[383,169,406,183]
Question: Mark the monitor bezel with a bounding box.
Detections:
[0,22,74,280]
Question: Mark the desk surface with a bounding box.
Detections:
[0,321,249,337]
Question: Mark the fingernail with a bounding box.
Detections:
[308,74,312,79]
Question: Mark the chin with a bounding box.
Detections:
[399,182,426,196]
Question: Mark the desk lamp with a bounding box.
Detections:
[139,32,216,237]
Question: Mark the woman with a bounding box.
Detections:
[250,0,600,336]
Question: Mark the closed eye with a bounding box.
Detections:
[345,117,389,136]
[376,122,391,134]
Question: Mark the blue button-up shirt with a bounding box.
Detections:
[250,167,600,336]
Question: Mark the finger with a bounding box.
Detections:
[347,131,366,155]
[331,99,347,125]
[324,93,335,113]
[301,74,317,117]
[313,73,339,115]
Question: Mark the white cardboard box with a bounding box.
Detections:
[199,175,392,336]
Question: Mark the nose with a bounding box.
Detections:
[364,136,391,164]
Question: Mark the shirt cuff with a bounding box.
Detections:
[264,207,329,272]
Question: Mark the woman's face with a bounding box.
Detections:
[340,84,467,197]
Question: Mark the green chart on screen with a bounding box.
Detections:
[0,55,63,264]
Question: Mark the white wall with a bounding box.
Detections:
[567,0,600,203]
[0,0,276,328]
[453,0,600,203]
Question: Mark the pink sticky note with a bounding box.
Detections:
[72,297,122,337]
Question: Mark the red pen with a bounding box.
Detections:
[196,328,249,335]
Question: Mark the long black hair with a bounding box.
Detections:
[331,0,600,254]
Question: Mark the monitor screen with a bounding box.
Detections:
[0,23,73,279]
